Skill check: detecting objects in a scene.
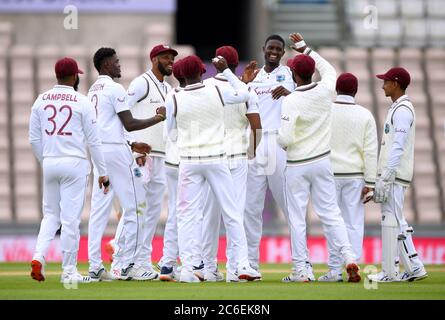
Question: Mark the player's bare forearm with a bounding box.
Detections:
[118,108,166,132]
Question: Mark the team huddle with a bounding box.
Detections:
[28,32,427,285]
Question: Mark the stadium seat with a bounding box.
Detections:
[116,46,141,89]
[401,0,426,18]
[374,0,399,18]
[427,19,445,47]
[63,46,91,94]
[10,46,41,223]
[37,46,61,93]
[144,22,173,50]
[378,19,402,47]
[318,47,344,75]
[426,0,445,18]
[343,48,372,107]
[403,19,427,47]
[0,22,12,48]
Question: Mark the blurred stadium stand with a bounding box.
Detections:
[0,0,444,236]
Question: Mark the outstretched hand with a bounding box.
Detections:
[271,85,291,100]
[212,56,229,73]
[289,33,307,53]
[241,60,260,84]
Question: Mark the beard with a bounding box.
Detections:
[158,62,172,76]
[74,76,80,91]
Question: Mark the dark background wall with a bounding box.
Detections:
[176,0,250,61]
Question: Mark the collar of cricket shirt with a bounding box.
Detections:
[335,94,355,105]
[390,94,410,109]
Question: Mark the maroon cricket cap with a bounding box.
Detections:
[173,59,184,79]
[376,67,411,89]
[181,55,205,78]
[286,57,294,68]
[150,44,178,60]
[290,54,315,79]
[336,73,358,95]
[55,57,84,78]
[215,46,239,66]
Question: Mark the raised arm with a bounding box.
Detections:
[212,56,250,104]
[289,33,336,94]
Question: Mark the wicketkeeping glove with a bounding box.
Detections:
[374,168,396,203]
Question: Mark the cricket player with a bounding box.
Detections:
[29,57,109,283]
[242,35,315,279]
[125,45,177,277]
[202,46,262,282]
[278,33,361,283]
[87,48,166,281]
[166,55,261,283]
[319,73,378,282]
[368,67,428,282]
[157,59,184,281]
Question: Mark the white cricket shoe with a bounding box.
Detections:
[282,269,311,283]
[318,270,343,282]
[179,269,201,283]
[204,270,225,282]
[237,265,262,281]
[399,266,428,282]
[60,272,91,284]
[367,271,400,283]
[226,271,246,283]
[89,267,115,282]
[306,261,315,281]
[127,266,159,281]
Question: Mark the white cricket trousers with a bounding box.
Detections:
[88,144,143,271]
[33,157,90,272]
[159,164,204,269]
[134,156,166,268]
[326,179,365,272]
[284,157,355,270]
[177,160,250,272]
[159,165,180,268]
[244,131,288,269]
[202,158,248,274]
[381,184,423,269]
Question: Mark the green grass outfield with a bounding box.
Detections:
[1,263,444,300]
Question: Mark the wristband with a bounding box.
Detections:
[303,47,312,55]
[295,40,306,49]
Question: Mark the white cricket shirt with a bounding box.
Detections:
[127,70,172,157]
[28,85,107,176]
[330,95,378,187]
[278,50,337,165]
[88,75,129,144]
[166,69,250,162]
[204,73,260,158]
[248,65,295,130]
